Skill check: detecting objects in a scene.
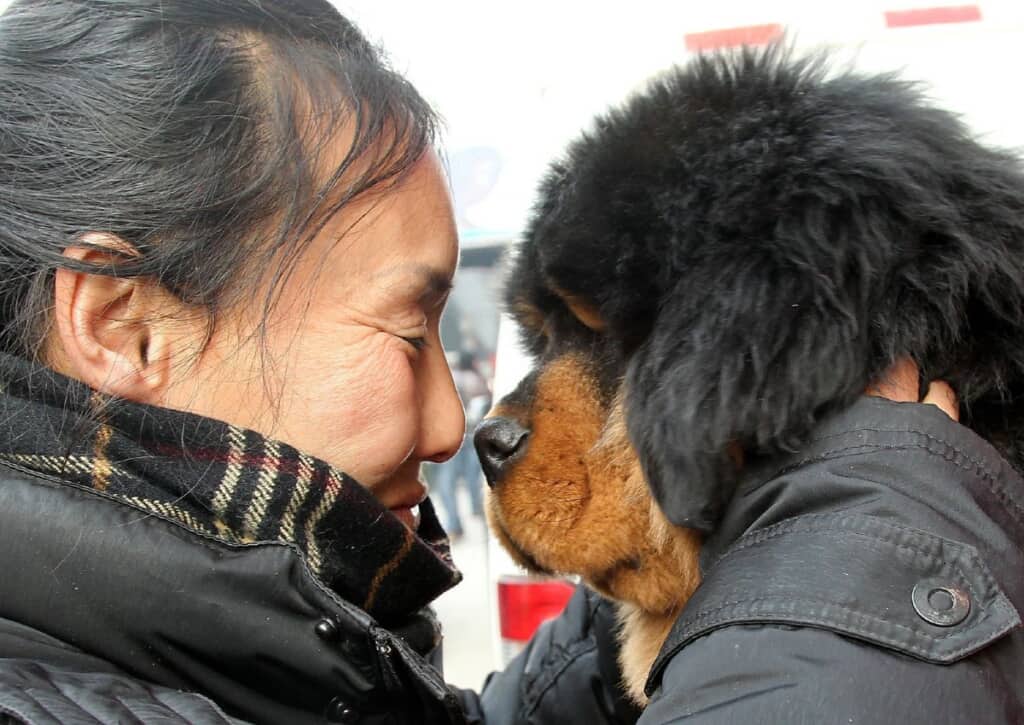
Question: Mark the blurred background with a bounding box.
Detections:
[3,0,1022,693]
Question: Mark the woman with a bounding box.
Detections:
[0,2,632,723]
[0,2,1011,724]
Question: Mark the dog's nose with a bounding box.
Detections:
[474,417,529,487]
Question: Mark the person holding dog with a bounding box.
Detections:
[0,2,638,723]
[0,3,1019,724]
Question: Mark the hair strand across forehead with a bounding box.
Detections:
[0,0,438,361]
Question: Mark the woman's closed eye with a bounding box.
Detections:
[400,335,428,351]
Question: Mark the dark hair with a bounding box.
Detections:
[0,0,439,360]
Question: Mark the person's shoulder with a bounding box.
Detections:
[0,657,245,724]
[639,397,1024,723]
[643,622,1023,724]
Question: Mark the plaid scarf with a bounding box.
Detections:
[0,354,462,631]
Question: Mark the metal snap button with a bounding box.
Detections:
[325,696,360,724]
[315,617,339,642]
[912,578,971,626]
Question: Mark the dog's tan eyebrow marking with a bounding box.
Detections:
[552,287,606,332]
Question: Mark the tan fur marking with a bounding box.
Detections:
[617,604,680,705]
[485,402,526,424]
[565,297,606,331]
[488,378,702,703]
[551,286,606,331]
[487,355,604,554]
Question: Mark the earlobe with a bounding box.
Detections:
[51,236,172,403]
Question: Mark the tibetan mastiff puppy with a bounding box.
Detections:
[474,46,1024,703]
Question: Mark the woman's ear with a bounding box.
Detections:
[51,233,176,403]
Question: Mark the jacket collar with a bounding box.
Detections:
[0,353,462,626]
[0,465,465,724]
[647,397,1024,696]
[704,396,1024,573]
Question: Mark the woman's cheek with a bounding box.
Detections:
[327,347,421,482]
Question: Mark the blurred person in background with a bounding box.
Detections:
[436,351,490,539]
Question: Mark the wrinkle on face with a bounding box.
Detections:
[159,151,461,504]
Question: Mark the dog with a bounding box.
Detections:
[474,45,1024,704]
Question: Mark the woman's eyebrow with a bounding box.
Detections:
[377,264,453,302]
[414,266,454,300]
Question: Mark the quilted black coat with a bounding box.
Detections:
[2,397,1023,723]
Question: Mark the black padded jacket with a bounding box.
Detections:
[0,462,631,724]
[2,397,1022,723]
[640,397,1024,723]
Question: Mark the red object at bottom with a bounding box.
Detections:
[497,578,576,642]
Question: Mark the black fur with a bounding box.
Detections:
[509,46,1024,531]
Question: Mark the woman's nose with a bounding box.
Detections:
[420,352,466,463]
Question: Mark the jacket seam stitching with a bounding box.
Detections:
[720,514,973,575]
[732,526,982,607]
[682,594,968,637]
[675,597,1016,661]
[758,432,1024,527]
[701,519,1001,649]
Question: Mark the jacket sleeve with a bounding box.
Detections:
[0,657,245,725]
[457,584,641,725]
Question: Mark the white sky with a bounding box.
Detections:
[340,1,1024,234]
[2,1,1023,233]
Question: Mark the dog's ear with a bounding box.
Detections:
[624,261,866,531]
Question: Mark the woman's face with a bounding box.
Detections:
[163,151,465,530]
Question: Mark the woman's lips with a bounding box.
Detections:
[388,484,428,531]
[390,503,421,531]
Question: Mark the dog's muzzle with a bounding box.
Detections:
[473,417,529,487]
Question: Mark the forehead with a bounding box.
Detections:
[321,151,459,283]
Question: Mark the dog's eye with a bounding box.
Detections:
[520,324,549,361]
[509,299,553,359]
